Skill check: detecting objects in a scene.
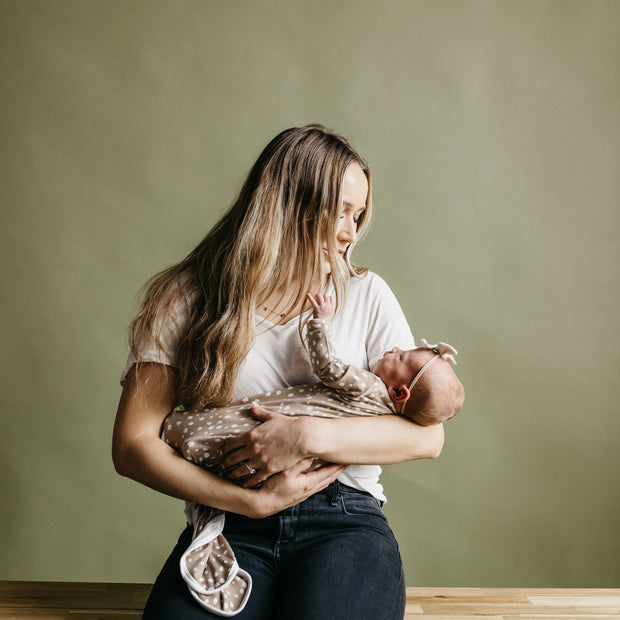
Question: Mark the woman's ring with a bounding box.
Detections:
[244,462,256,475]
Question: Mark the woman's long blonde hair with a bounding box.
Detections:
[129,124,372,408]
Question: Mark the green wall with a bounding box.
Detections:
[1,0,618,586]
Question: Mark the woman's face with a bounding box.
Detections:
[323,162,369,274]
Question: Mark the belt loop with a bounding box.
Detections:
[330,479,340,506]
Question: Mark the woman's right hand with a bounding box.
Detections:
[244,459,347,519]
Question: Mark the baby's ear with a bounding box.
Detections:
[388,385,410,402]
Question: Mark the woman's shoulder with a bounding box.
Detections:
[348,269,411,327]
[348,270,397,300]
[341,270,414,361]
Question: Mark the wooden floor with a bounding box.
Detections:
[0,582,619,619]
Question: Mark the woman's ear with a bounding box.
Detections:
[388,385,410,402]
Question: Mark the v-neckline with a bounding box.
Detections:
[255,280,334,328]
[255,308,312,328]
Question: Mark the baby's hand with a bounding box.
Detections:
[307,293,336,320]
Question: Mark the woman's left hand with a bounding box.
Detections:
[220,405,310,487]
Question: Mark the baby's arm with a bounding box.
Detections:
[306,293,346,384]
[306,293,379,396]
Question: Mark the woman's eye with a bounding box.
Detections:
[339,211,364,226]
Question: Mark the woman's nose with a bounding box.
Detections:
[336,216,358,245]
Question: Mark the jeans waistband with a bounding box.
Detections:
[320,480,341,505]
[318,480,373,499]
[318,480,385,508]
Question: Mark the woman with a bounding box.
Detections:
[112,125,447,619]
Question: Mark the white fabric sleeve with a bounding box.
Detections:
[120,296,190,384]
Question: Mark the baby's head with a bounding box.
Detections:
[371,340,464,426]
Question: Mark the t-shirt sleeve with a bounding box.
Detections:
[120,296,190,384]
[363,273,415,371]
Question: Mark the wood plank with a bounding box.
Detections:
[0,582,150,610]
[529,596,620,607]
[405,616,506,619]
[404,587,620,618]
[0,610,141,619]
[2,582,620,619]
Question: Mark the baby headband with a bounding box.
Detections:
[407,339,458,394]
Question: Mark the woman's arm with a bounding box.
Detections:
[301,413,445,463]
[220,404,444,487]
[112,363,346,518]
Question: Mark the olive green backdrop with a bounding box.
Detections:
[1,0,618,587]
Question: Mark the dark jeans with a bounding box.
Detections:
[143,481,406,620]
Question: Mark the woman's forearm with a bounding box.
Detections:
[219,406,444,485]
[113,433,257,515]
[114,435,346,519]
[113,363,265,517]
[300,414,445,464]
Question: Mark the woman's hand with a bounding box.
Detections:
[220,404,310,486]
[244,459,347,519]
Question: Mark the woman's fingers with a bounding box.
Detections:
[248,403,276,421]
[256,460,349,513]
[221,459,257,481]
[218,405,273,468]
[239,456,312,488]
[219,404,276,458]
[298,462,348,496]
[223,456,341,493]
[220,406,306,475]
[219,436,246,463]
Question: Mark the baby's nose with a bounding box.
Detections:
[391,346,402,353]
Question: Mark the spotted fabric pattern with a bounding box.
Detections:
[179,507,251,616]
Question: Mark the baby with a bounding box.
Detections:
[163,294,464,616]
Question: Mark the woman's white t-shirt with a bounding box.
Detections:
[122,271,415,502]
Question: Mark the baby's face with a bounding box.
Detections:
[371,347,428,388]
